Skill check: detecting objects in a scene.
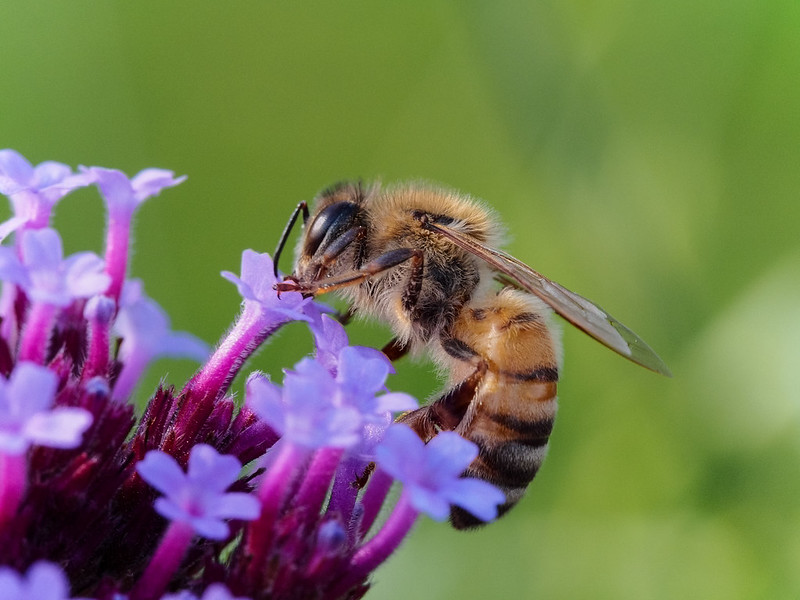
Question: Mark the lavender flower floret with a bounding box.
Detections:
[0,149,93,239]
[162,583,251,600]
[221,250,313,324]
[0,561,86,600]
[0,228,109,307]
[0,362,92,454]
[113,280,209,401]
[376,424,506,522]
[137,444,260,540]
[86,166,186,218]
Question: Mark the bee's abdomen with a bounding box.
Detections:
[452,379,558,529]
[445,288,561,529]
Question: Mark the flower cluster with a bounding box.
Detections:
[0,150,505,600]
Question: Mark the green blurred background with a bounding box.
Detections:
[2,1,799,598]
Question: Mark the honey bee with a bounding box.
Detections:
[275,182,670,528]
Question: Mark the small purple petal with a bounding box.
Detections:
[179,583,251,600]
[374,391,417,413]
[424,431,480,479]
[23,408,93,449]
[376,425,505,523]
[188,516,229,541]
[63,252,111,298]
[139,446,258,540]
[0,362,87,454]
[222,250,315,325]
[87,166,184,217]
[0,247,28,285]
[113,280,208,400]
[0,150,34,191]
[31,161,72,188]
[137,451,188,497]
[0,561,73,600]
[443,478,506,522]
[22,227,62,268]
[187,443,241,491]
[337,346,391,393]
[5,229,109,307]
[208,492,260,520]
[0,152,92,233]
[6,361,58,413]
[131,168,187,202]
[406,486,451,521]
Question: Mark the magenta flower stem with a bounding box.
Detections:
[245,441,308,579]
[103,212,132,304]
[0,452,27,531]
[335,491,418,595]
[326,456,363,520]
[358,468,394,540]
[291,447,344,523]
[189,304,278,401]
[129,520,194,600]
[84,315,111,381]
[18,302,57,364]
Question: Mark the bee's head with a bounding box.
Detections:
[292,181,372,286]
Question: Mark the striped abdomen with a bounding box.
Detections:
[402,288,561,529]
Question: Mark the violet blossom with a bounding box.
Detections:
[0,150,505,600]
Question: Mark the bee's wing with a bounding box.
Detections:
[425,220,672,376]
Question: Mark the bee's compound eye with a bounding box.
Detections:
[304,201,359,257]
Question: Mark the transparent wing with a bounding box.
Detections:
[424,220,672,376]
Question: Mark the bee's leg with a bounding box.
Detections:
[381,337,410,362]
[278,247,423,295]
[335,305,357,326]
[396,406,438,442]
[273,200,309,277]
[398,361,487,440]
[428,362,487,431]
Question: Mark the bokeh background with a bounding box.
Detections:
[2,1,799,598]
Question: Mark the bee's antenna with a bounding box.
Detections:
[273,201,309,278]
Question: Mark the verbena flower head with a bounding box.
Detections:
[0,228,110,307]
[0,150,505,600]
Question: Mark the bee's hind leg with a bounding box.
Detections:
[397,361,487,441]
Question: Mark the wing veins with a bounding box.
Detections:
[424,220,671,376]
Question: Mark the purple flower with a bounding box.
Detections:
[137,444,260,540]
[85,166,186,219]
[85,165,186,303]
[307,313,349,374]
[336,346,415,417]
[0,362,92,454]
[0,150,93,238]
[0,561,86,600]
[376,424,506,522]
[112,280,209,401]
[246,365,362,449]
[0,228,110,307]
[221,250,315,325]
[247,349,414,450]
[161,583,251,600]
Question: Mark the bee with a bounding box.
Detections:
[275,182,670,528]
